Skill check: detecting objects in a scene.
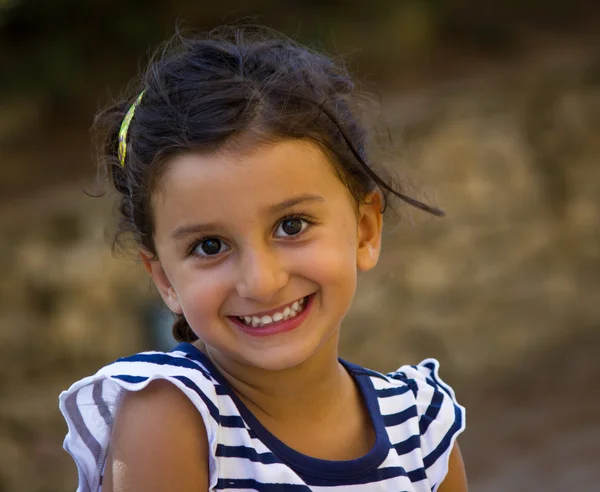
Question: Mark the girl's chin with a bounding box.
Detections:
[238,346,316,372]
[207,337,326,373]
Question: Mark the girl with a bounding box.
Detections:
[60,28,467,491]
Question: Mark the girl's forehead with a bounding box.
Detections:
[152,139,349,220]
[166,140,330,180]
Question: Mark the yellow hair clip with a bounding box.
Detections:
[118,90,145,167]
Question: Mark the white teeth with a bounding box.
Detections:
[238,296,310,328]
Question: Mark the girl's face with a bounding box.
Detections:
[143,139,382,371]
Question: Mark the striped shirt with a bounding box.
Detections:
[59,343,465,491]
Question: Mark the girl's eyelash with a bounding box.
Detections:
[186,239,201,257]
[279,213,315,224]
[186,237,227,258]
[276,214,317,233]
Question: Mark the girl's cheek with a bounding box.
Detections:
[181,270,230,306]
[300,242,357,281]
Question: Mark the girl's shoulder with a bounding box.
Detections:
[385,358,465,445]
[385,358,461,401]
[345,358,466,490]
[59,343,222,492]
[345,357,464,414]
[62,342,222,423]
[390,359,465,491]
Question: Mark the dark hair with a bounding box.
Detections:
[94,27,443,343]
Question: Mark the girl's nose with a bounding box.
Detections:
[235,247,288,303]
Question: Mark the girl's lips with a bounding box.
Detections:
[228,293,315,337]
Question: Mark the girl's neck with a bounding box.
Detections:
[202,334,350,424]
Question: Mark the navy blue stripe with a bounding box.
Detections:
[216,479,311,491]
[110,374,221,423]
[111,374,148,383]
[419,386,444,435]
[387,370,408,381]
[423,403,464,469]
[383,405,418,427]
[387,372,418,397]
[114,353,213,380]
[355,367,389,381]
[219,416,260,440]
[171,345,251,396]
[299,465,411,487]
[216,444,281,464]
[376,385,411,398]
[339,359,389,381]
[425,362,455,400]
[172,375,220,422]
[406,466,427,483]
[220,415,246,428]
[393,434,420,456]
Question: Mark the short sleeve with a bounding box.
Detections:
[390,358,466,491]
[58,351,221,492]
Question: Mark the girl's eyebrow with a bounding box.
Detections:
[171,222,219,240]
[171,194,325,240]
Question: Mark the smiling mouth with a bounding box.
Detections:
[233,295,310,329]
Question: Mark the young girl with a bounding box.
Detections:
[60,28,467,492]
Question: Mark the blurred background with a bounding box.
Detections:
[1,1,599,490]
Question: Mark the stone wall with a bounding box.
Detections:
[0,55,598,491]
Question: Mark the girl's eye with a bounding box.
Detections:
[192,238,229,257]
[275,217,308,238]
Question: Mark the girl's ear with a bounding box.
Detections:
[356,192,383,272]
[139,250,183,314]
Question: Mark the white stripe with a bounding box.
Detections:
[310,476,413,492]
[377,393,418,418]
[218,459,306,483]
[97,359,214,383]
[369,376,394,391]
